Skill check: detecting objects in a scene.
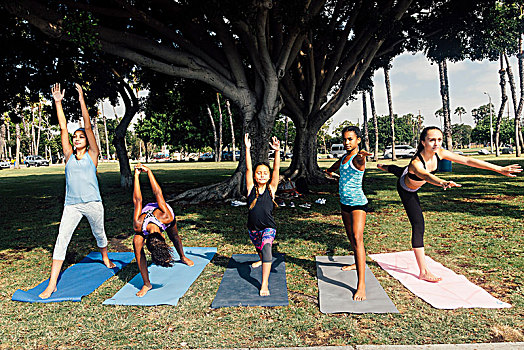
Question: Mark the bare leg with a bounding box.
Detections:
[413,247,442,282]
[133,235,152,297]
[252,250,263,268]
[99,246,116,268]
[341,210,367,301]
[166,224,194,266]
[39,259,64,299]
[260,261,271,296]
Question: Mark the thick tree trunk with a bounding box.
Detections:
[385,68,397,160]
[284,123,325,183]
[370,88,379,161]
[438,60,453,151]
[362,91,370,151]
[495,54,507,156]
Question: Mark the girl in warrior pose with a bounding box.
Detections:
[40,83,115,299]
[326,126,372,301]
[378,126,521,282]
[244,133,281,296]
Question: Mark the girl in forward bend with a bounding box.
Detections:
[325,126,372,301]
[132,163,194,297]
[39,83,115,299]
[244,133,281,296]
[378,126,522,282]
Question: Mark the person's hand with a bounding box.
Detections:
[269,136,280,151]
[440,180,461,190]
[244,133,251,149]
[134,163,150,174]
[75,83,85,101]
[51,83,65,103]
[324,169,339,180]
[498,164,522,177]
[357,150,373,158]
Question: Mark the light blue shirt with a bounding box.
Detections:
[339,154,368,206]
[64,153,102,206]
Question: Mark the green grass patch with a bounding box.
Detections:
[0,156,523,348]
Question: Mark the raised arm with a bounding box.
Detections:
[244,133,254,193]
[51,83,73,161]
[439,149,522,177]
[133,166,144,232]
[75,84,99,165]
[138,164,172,223]
[269,136,280,193]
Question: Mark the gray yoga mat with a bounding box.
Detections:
[211,253,288,308]
[316,256,398,314]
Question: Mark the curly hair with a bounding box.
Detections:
[145,232,174,267]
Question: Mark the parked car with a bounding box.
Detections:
[25,155,49,167]
[478,148,490,155]
[268,150,285,160]
[0,159,10,169]
[221,150,240,161]
[184,153,199,161]
[383,145,416,159]
[199,152,214,161]
[501,144,514,154]
[330,144,345,158]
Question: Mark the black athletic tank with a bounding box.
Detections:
[407,153,441,181]
[247,187,277,231]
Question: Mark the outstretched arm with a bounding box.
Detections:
[269,136,280,194]
[133,166,144,232]
[439,149,522,177]
[353,150,373,171]
[138,164,172,223]
[244,133,254,193]
[410,160,461,190]
[75,84,99,165]
[51,83,73,161]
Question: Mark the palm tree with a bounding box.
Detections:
[454,106,466,123]
[369,87,379,162]
[362,91,370,151]
[384,67,396,160]
[438,59,453,150]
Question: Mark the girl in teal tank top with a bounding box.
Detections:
[325,126,372,301]
[38,83,115,300]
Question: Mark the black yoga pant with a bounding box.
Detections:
[387,165,425,248]
[256,243,273,263]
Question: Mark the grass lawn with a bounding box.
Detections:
[0,156,523,349]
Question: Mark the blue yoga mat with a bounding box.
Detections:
[103,247,217,306]
[12,252,135,303]
[211,253,289,308]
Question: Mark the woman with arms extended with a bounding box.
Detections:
[378,126,521,282]
[40,83,115,299]
[133,163,194,297]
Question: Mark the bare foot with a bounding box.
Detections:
[103,259,116,269]
[353,286,366,301]
[181,256,194,267]
[377,163,388,172]
[136,283,152,297]
[419,271,442,283]
[39,286,57,299]
[259,286,270,296]
[251,260,262,268]
[341,264,356,271]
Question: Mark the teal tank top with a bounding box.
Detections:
[64,153,102,206]
[339,153,368,206]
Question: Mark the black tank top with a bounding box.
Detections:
[247,187,277,231]
[407,153,440,181]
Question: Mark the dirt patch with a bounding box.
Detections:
[110,237,133,252]
[298,325,351,346]
[490,325,523,342]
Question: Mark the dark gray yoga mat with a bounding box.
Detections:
[211,253,288,308]
[316,256,398,314]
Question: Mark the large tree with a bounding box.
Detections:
[1,0,499,201]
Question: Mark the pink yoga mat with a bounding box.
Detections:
[369,251,511,309]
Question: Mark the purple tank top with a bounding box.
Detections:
[141,202,175,235]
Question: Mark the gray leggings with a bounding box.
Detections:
[53,201,108,260]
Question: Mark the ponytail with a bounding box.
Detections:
[412,126,442,161]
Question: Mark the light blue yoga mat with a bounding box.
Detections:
[103,247,216,306]
[211,253,289,308]
[12,252,135,303]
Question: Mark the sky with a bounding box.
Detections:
[331,52,519,133]
[88,52,519,135]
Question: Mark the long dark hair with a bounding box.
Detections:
[249,162,278,210]
[72,128,89,155]
[412,126,443,160]
[145,232,174,267]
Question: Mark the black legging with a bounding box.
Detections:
[387,165,425,248]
